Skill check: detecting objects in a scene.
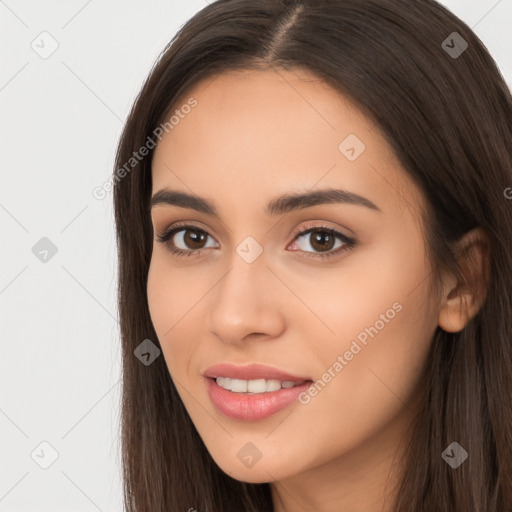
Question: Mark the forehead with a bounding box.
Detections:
[151,68,424,219]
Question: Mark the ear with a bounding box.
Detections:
[437,228,491,333]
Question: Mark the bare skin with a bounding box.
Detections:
[147,67,488,512]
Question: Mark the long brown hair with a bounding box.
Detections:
[112,1,512,510]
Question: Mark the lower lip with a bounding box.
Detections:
[205,377,312,421]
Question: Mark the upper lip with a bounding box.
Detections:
[203,363,312,382]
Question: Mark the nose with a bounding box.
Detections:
[208,253,286,345]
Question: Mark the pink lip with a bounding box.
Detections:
[205,378,312,421]
[203,363,311,382]
[203,363,313,421]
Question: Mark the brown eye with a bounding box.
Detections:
[178,229,209,250]
[156,225,219,256]
[292,227,354,255]
[156,223,356,260]
[308,231,336,252]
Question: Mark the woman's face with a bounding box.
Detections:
[147,68,441,485]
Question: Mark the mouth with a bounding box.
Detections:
[203,363,314,421]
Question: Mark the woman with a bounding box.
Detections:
[113,0,512,510]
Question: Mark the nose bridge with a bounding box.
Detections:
[208,244,285,343]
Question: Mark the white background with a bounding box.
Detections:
[0,1,511,510]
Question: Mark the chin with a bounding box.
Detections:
[221,466,275,484]
[210,452,297,484]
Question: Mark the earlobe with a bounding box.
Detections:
[437,228,491,333]
[438,275,468,333]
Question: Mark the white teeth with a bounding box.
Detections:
[230,379,248,392]
[265,379,281,392]
[247,379,266,393]
[217,377,232,389]
[215,377,305,393]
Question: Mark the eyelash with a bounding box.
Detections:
[155,222,357,261]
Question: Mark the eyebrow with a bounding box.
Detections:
[150,187,382,217]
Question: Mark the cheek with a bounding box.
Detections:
[302,231,433,389]
[147,257,171,335]
[289,226,428,347]
[146,256,194,370]
[305,306,435,460]
[301,246,436,439]
[147,251,201,331]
